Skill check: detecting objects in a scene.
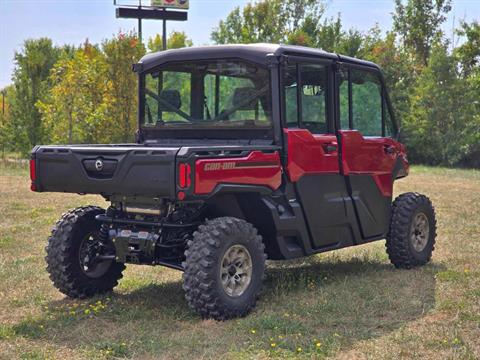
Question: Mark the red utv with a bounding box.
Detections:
[31,44,436,320]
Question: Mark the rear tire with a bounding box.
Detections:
[46,206,125,298]
[386,192,437,269]
[182,217,266,320]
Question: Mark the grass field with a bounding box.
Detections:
[0,163,479,359]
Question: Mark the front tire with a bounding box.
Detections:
[46,206,125,298]
[386,193,437,269]
[182,217,266,320]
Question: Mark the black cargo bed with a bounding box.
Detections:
[32,145,179,198]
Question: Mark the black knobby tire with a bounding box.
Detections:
[182,217,266,320]
[46,206,125,298]
[386,192,437,269]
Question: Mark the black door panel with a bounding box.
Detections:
[295,174,355,249]
[348,175,391,239]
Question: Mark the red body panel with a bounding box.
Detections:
[338,130,407,197]
[284,129,339,182]
[194,151,282,195]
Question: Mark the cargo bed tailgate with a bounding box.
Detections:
[32,145,179,198]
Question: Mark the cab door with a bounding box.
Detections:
[336,64,403,241]
[283,57,355,250]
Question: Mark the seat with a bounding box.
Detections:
[232,87,259,110]
[159,89,181,111]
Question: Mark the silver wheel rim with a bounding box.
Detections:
[220,244,253,297]
[410,212,430,252]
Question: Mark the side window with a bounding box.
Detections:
[351,69,382,136]
[300,64,328,132]
[284,64,299,126]
[338,67,395,137]
[284,62,328,133]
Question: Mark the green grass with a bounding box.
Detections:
[0,165,479,359]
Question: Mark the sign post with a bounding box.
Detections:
[114,0,189,49]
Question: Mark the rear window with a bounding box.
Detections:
[142,59,272,130]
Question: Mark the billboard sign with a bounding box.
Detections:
[151,0,189,10]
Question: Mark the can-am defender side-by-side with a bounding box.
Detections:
[31,44,436,320]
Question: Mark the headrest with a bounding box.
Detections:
[232,87,259,110]
[159,89,181,111]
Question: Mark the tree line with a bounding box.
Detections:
[0,0,479,167]
[0,31,189,153]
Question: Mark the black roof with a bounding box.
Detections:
[137,43,380,72]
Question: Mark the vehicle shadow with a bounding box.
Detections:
[17,257,444,357]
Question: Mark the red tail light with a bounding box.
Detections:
[178,163,191,189]
[30,159,37,191]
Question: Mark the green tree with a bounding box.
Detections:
[10,38,61,153]
[455,21,480,77]
[37,42,114,144]
[211,0,324,44]
[212,2,375,60]
[103,32,145,142]
[403,42,477,165]
[363,31,416,125]
[38,33,146,145]
[288,14,365,57]
[0,85,15,155]
[454,21,480,166]
[393,0,452,66]
[148,31,193,52]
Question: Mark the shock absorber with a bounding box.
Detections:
[98,206,115,248]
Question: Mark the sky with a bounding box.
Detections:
[1,0,479,88]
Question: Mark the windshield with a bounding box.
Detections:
[141,59,272,129]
